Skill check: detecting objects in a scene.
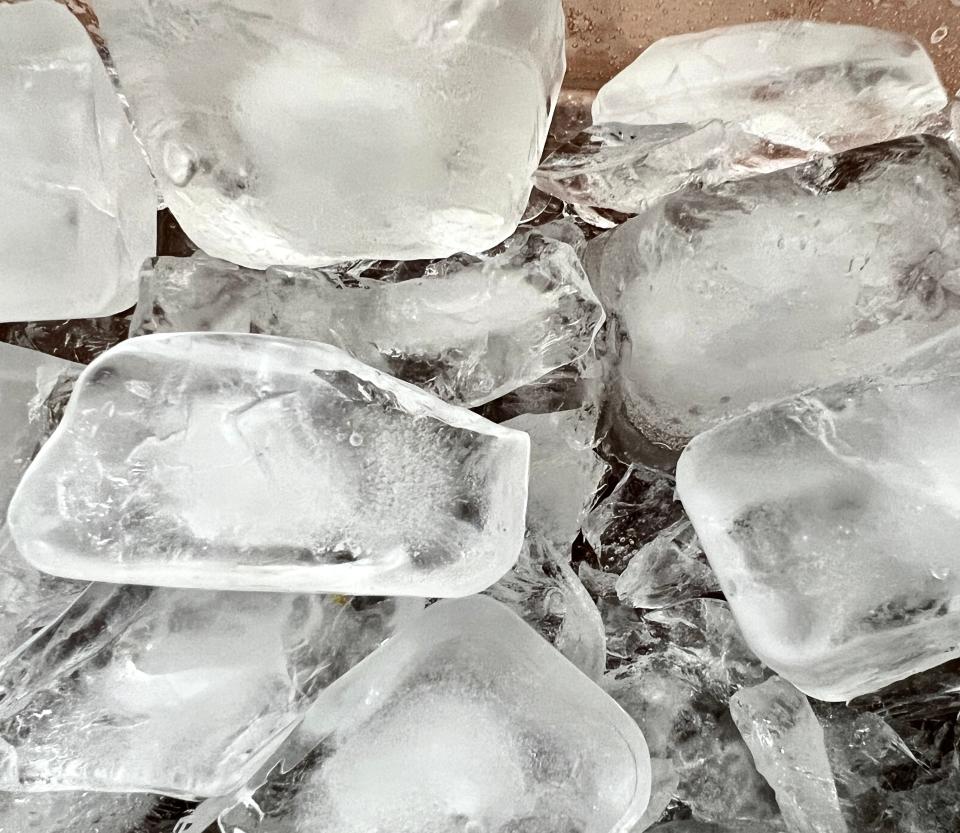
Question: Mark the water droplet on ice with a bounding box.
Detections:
[349,432,364,447]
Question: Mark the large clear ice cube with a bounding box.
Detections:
[0,583,419,797]
[677,328,960,700]
[180,596,650,833]
[0,1,156,323]
[587,136,960,448]
[8,333,529,596]
[130,232,604,408]
[91,0,565,267]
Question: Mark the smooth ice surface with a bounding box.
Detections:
[92,0,565,267]
[182,596,651,833]
[131,233,604,408]
[488,532,605,680]
[0,790,163,833]
[587,136,960,447]
[0,583,419,797]
[730,678,846,833]
[504,406,604,548]
[590,22,947,201]
[677,328,960,700]
[0,1,156,322]
[8,333,529,596]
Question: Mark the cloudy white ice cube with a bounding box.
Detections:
[7,334,529,596]
[0,1,156,323]
[92,0,565,267]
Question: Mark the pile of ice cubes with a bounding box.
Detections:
[2,0,960,830]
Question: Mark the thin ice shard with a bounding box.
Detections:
[487,532,605,680]
[587,136,960,447]
[0,583,420,797]
[730,677,846,833]
[8,333,529,596]
[180,596,651,833]
[91,0,565,267]
[0,1,156,323]
[130,232,605,408]
[677,327,960,700]
[584,22,948,208]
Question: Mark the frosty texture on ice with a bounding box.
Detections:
[92,0,565,267]
[0,1,156,322]
[677,328,960,700]
[7,333,529,596]
[0,583,419,797]
[588,136,960,447]
[730,677,846,833]
[589,22,947,204]
[183,596,650,833]
[130,233,604,408]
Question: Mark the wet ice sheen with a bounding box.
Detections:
[92,0,565,267]
[181,596,651,833]
[677,328,960,700]
[0,1,156,322]
[587,136,960,448]
[7,333,529,596]
[130,232,604,408]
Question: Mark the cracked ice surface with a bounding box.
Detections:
[587,136,960,448]
[130,232,604,408]
[677,327,960,700]
[181,596,650,833]
[0,583,420,797]
[0,1,156,323]
[586,22,947,209]
[7,333,529,596]
[91,0,565,267]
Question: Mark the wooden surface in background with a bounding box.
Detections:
[564,0,960,92]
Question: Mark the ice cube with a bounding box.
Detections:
[0,1,156,323]
[587,136,960,448]
[677,327,960,700]
[91,0,565,267]
[730,677,846,833]
[130,232,604,408]
[487,531,605,680]
[589,22,947,205]
[503,405,605,549]
[0,790,172,833]
[8,333,529,596]
[0,583,420,797]
[180,596,651,833]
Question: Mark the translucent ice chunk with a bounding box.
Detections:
[677,328,960,700]
[8,333,529,596]
[0,1,156,323]
[487,532,605,680]
[91,0,565,267]
[503,405,605,549]
[180,596,651,833]
[130,232,604,408]
[590,22,947,201]
[0,583,419,797]
[730,677,846,833]
[0,790,175,833]
[587,136,960,448]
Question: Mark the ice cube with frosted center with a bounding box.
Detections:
[677,328,960,700]
[91,0,565,267]
[0,1,156,323]
[7,333,529,597]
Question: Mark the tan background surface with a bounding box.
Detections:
[565,0,960,91]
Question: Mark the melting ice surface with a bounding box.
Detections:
[7,334,529,596]
[180,596,650,833]
[91,0,565,267]
[0,0,156,322]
